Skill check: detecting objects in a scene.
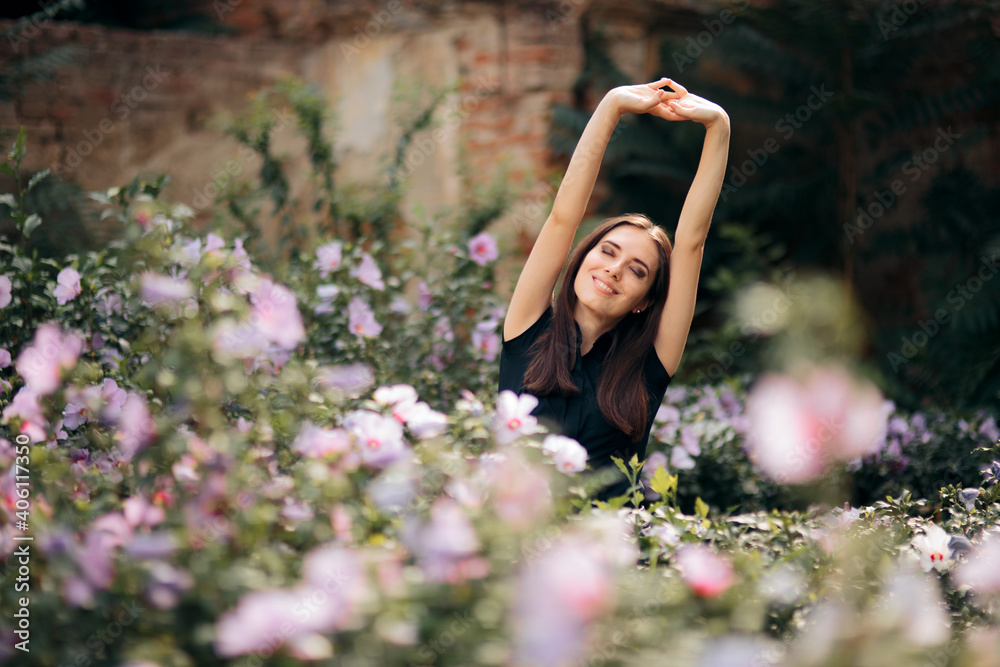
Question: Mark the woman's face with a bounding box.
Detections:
[572,224,661,323]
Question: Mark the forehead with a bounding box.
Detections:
[597,226,660,266]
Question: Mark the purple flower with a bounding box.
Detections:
[405,498,484,583]
[140,272,194,307]
[0,275,11,308]
[417,281,432,310]
[15,323,84,395]
[472,326,500,363]
[0,348,10,368]
[214,589,303,657]
[347,297,382,339]
[351,252,385,290]
[53,267,82,304]
[467,232,499,266]
[313,242,343,277]
[1,388,48,442]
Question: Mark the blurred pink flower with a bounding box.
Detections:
[954,533,1000,593]
[404,498,484,583]
[53,267,82,304]
[373,384,418,409]
[0,348,10,367]
[396,400,448,439]
[472,328,500,363]
[101,378,128,422]
[293,422,352,458]
[467,232,499,266]
[313,241,343,277]
[347,297,382,339]
[15,323,84,395]
[417,280,432,310]
[344,410,408,469]
[492,390,539,445]
[542,434,588,474]
[115,391,155,461]
[0,275,11,308]
[2,387,49,442]
[745,366,888,484]
[317,363,374,395]
[350,252,385,290]
[139,272,193,307]
[250,277,305,350]
[123,495,165,528]
[484,451,551,529]
[214,589,303,657]
[513,540,613,665]
[675,544,735,597]
[62,383,103,429]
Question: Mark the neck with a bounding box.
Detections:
[573,304,620,354]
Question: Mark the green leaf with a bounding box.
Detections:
[650,466,678,498]
[695,497,710,518]
[21,214,41,239]
[611,455,629,476]
[606,495,630,510]
[0,193,16,209]
[26,169,50,193]
[8,126,27,163]
[0,163,16,179]
[629,453,641,471]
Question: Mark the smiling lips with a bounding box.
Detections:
[593,276,618,295]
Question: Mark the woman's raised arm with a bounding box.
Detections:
[503,79,677,342]
[651,82,731,376]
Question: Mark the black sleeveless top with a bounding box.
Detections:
[498,305,672,499]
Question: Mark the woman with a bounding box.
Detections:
[498,78,730,499]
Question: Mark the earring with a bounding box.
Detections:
[634,309,641,314]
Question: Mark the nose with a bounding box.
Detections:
[604,260,622,280]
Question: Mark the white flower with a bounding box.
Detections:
[911,524,954,572]
[492,391,539,445]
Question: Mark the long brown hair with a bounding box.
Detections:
[522,214,673,441]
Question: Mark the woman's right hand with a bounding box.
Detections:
[610,78,680,116]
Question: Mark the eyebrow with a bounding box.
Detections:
[602,241,650,273]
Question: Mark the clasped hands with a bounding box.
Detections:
[612,78,729,128]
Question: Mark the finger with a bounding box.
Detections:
[665,78,689,96]
[647,77,672,90]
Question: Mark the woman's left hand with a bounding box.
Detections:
[649,79,729,128]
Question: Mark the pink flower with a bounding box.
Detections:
[0,348,10,368]
[417,281,432,310]
[140,272,194,307]
[15,323,84,395]
[2,387,48,442]
[472,327,500,363]
[123,495,166,528]
[101,379,128,422]
[492,390,539,445]
[292,422,352,458]
[313,242,343,277]
[53,267,82,304]
[513,540,613,665]
[347,297,382,339]
[542,434,588,474]
[114,391,156,461]
[62,384,103,430]
[350,253,385,290]
[250,278,305,350]
[344,410,408,469]
[317,363,374,395]
[402,499,482,580]
[483,451,552,529]
[214,589,303,657]
[675,544,735,597]
[0,275,11,308]
[745,365,887,484]
[373,384,419,408]
[467,232,499,266]
[395,401,448,439]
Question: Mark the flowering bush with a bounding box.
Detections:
[2,116,1000,667]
